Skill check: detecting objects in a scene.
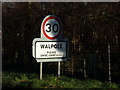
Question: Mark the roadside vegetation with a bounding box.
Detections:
[2,72,120,88]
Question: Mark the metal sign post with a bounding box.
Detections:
[40,62,42,80]
[58,61,60,77]
[32,15,68,80]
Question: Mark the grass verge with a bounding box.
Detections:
[2,72,120,88]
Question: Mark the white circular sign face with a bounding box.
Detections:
[41,15,61,39]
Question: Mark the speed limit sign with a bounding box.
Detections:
[41,15,62,40]
[33,14,68,61]
[33,15,68,80]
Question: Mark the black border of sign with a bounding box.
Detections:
[35,41,67,59]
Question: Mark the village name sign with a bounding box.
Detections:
[32,15,68,79]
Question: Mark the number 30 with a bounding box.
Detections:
[46,23,58,33]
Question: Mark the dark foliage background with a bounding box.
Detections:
[2,2,120,83]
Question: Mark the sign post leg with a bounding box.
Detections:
[58,61,60,77]
[40,62,42,80]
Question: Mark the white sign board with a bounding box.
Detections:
[32,15,68,62]
[35,41,67,59]
[32,15,68,79]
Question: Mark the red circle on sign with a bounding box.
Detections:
[42,16,61,40]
